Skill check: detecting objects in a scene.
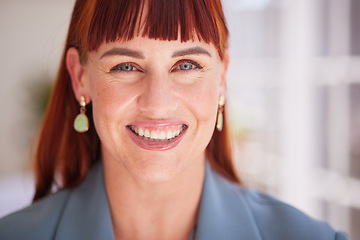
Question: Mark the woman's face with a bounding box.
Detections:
[76,37,228,182]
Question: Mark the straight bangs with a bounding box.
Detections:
[80,0,228,58]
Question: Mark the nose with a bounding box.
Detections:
[137,72,178,117]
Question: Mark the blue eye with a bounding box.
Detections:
[110,63,136,72]
[179,62,195,70]
[120,64,134,71]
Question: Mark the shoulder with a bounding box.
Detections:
[207,166,348,239]
[241,188,348,239]
[0,162,111,240]
[0,188,71,240]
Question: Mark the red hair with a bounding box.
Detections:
[33,0,240,201]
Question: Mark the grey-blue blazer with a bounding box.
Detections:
[0,161,348,240]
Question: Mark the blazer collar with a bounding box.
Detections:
[195,162,262,240]
[54,161,262,240]
[54,162,115,240]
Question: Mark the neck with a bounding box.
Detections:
[103,155,205,240]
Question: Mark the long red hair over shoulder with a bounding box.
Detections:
[33,0,240,201]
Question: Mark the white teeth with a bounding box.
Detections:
[150,131,158,139]
[166,130,173,139]
[159,131,166,140]
[131,125,185,140]
[144,129,150,138]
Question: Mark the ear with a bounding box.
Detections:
[219,50,229,98]
[66,47,91,103]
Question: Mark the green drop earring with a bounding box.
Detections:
[216,96,225,132]
[73,96,89,133]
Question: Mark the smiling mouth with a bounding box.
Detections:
[127,124,188,141]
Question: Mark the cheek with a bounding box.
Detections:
[173,81,220,145]
[185,75,221,123]
[88,77,135,136]
[181,79,219,153]
[195,87,218,121]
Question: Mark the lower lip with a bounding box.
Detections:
[126,127,187,151]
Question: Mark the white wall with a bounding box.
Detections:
[0,0,75,216]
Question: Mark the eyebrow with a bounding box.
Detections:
[100,48,145,59]
[100,46,211,59]
[171,47,212,58]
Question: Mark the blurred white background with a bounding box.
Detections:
[0,0,359,239]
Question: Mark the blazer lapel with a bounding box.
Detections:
[54,163,115,240]
[53,161,262,240]
[195,162,263,240]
